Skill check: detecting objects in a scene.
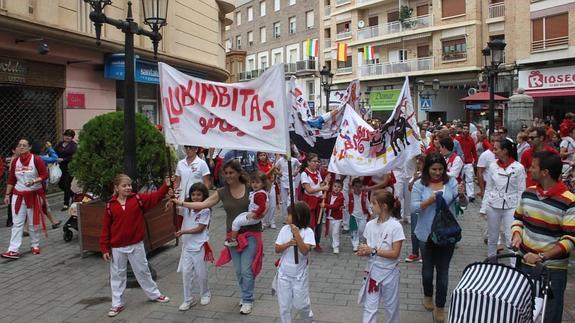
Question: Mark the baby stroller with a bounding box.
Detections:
[62,193,94,242]
[449,253,551,323]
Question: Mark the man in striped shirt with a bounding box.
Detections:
[511,151,575,323]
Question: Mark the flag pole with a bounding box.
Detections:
[286,148,299,264]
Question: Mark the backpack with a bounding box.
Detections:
[428,193,462,246]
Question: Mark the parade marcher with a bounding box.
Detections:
[498,127,514,143]
[559,126,575,174]
[275,153,301,222]
[300,153,330,252]
[54,129,77,211]
[411,153,467,323]
[423,134,440,156]
[349,178,373,252]
[559,112,575,138]
[174,145,211,215]
[511,151,575,323]
[516,132,530,162]
[224,171,268,247]
[393,156,418,221]
[455,125,478,201]
[439,138,463,183]
[521,127,558,187]
[100,174,171,317]
[175,182,213,311]
[257,151,278,229]
[39,141,62,229]
[273,202,315,323]
[356,190,404,323]
[321,179,345,254]
[480,140,526,260]
[2,138,48,260]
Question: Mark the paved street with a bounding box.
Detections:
[0,193,574,323]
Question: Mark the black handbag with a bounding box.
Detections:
[429,194,462,245]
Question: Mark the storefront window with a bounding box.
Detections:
[115,81,159,124]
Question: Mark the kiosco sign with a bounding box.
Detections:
[518,66,575,90]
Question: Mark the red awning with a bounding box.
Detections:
[459,91,509,102]
[524,87,575,98]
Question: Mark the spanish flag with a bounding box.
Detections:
[337,42,347,62]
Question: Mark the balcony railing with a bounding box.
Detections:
[284,63,297,74]
[324,6,331,16]
[532,36,569,52]
[488,2,505,19]
[357,14,432,41]
[324,38,332,49]
[239,69,267,81]
[336,31,352,40]
[335,0,351,6]
[336,66,353,74]
[296,60,317,72]
[356,0,375,4]
[442,52,467,61]
[359,57,433,77]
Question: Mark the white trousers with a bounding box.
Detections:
[178,247,210,303]
[263,184,277,227]
[231,212,261,232]
[486,206,514,258]
[362,269,400,323]
[351,217,367,249]
[280,186,290,221]
[462,163,475,197]
[110,242,161,307]
[9,195,40,252]
[393,177,411,220]
[342,188,350,230]
[329,219,342,250]
[277,271,313,323]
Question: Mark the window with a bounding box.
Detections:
[532,13,569,51]
[274,0,280,11]
[236,35,242,48]
[306,10,314,29]
[225,39,232,51]
[236,12,241,25]
[289,16,297,34]
[289,0,295,5]
[442,38,467,60]
[273,52,282,64]
[273,22,281,38]
[248,31,254,45]
[306,81,315,102]
[441,0,465,18]
[260,1,266,16]
[247,6,253,21]
[337,56,352,68]
[260,56,268,69]
[247,58,255,70]
[260,27,267,43]
[289,48,298,63]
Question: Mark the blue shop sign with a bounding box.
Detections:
[104,54,159,84]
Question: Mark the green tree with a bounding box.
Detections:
[70,112,168,201]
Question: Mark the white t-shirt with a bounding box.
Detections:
[175,156,210,201]
[275,157,301,189]
[477,149,496,182]
[560,137,575,162]
[351,193,365,218]
[301,170,323,197]
[275,225,316,277]
[181,208,210,251]
[363,217,405,272]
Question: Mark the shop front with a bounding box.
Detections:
[460,89,508,130]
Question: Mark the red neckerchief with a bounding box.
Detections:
[534,181,568,198]
[18,152,32,167]
[304,168,319,184]
[258,161,273,180]
[429,178,443,184]
[496,157,515,170]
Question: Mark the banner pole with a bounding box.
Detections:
[286,148,299,264]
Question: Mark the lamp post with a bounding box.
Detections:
[482,39,506,136]
[84,0,168,181]
[416,79,440,120]
[320,65,333,113]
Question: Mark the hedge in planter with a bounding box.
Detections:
[70,112,168,201]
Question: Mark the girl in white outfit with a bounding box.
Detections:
[480,139,526,259]
[273,202,316,323]
[275,154,301,221]
[224,171,269,247]
[175,182,213,311]
[356,190,405,323]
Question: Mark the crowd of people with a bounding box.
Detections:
[2,111,575,323]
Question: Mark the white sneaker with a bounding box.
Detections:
[333,248,340,254]
[200,294,211,305]
[270,223,277,229]
[240,302,253,315]
[178,299,197,311]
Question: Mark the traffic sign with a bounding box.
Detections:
[420,97,432,111]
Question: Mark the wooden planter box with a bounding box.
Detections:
[78,199,176,257]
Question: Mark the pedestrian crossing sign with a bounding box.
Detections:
[420,98,432,111]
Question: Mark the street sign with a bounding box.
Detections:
[420,97,432,111]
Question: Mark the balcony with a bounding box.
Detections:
[336,30,352,40]
[359,57,433,77]
[336,67,353,74]
[239,69,266,81]
[324,6,331,17]
[356,14,432,41]
[335,0,351,6]
[488,2,505,19]
[284,63,297,75]
[442,51,467,61]
[532,36,569,52]
[296,60,317,75]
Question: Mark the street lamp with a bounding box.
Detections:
[84,0,168,181]
[320,65,333,112]
[483,39,506,136]
[416,79,440,99]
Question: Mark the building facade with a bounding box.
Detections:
[0,0,233,162]
[225,0,323,114]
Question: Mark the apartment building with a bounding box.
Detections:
[0,0,233,160]
[510,0,575,120]
[225,0,323,113]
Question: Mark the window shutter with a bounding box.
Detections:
[442,0,465,18]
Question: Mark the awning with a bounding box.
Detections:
[460,91,508,102]
[524,87,575,98]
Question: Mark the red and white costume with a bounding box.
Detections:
[349,191,372,251]
[230,190,268,231]
[323,191,344,252]
[275,156,301,221]
[300,168,323,230]
[445,153,464,183]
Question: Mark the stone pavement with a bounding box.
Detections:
[0,193,574,323]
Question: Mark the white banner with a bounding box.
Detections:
[159,63,289,154]
[328,77,421,176]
